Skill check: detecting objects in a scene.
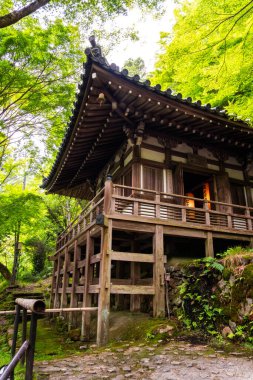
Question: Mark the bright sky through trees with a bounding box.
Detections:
[107,0,175,71]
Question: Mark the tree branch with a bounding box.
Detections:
[0,0,51,29]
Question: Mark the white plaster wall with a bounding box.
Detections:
[141,148,165,163]
[171,155,186,164]
[207,164,219,171]
[174,142,192,154]
[145,136,161,147]
[226,168,244,180]
[226,156,240,166]
[198,148,217,160]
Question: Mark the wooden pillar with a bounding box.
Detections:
[153,225,165,317]
[115,262,124,310]
[97,220,112,346]
[104,176,113,215]
[69,241,80,328]
[60,247,69,316]
[50,258,58,309]
[81,231,94,340]
[130,239,141,312]
[205,232,214,258]
[249,237,253,249]
[130,262,141,312]
[53,254,62,310]
[216,172,232,212]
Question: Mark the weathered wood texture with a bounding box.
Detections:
[97,221,112,346]
[50,180,252,346]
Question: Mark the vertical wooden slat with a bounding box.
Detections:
[60,247,69,315]
[204,201,211,225]
[245,208,252,231]
[81,231,94,340]
[69,240,80,328]
[53,254,62,311]
[50,258,57,309]
[97,220,112,346]
[130,238,141,312]
[182,208,186,222]
[155,193,160,218]
[153,225,165,317]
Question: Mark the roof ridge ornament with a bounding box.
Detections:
[85,35,108,65]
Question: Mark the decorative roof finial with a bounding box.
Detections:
[85,35,108,65]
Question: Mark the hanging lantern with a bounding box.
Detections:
[203,182,211,209]
[97,92,105,105]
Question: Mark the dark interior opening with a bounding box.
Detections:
[213,238,249,256]
[183,171,214,207]
[164,235,205,263]
[112,230,153,253]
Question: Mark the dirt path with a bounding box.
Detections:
[35,340,253,380]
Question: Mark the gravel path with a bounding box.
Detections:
[35,341,253,380]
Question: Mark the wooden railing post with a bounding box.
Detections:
[25,312,38,380]
[155,193,160,218]
[182,208,186,223]
[204,200,211,226]
[104,175,113,215]
[10,305,20,380]
[245,208,252,231]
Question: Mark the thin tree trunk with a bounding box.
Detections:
[0,262,11,281]
[11,221,21,285]
[0,0,50,29]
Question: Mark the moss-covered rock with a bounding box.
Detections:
[242,264,253,287]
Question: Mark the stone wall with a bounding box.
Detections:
[165,252,253,341]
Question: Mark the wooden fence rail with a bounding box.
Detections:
[0,299,98,380]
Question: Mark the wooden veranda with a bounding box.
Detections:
[50,177,253,345]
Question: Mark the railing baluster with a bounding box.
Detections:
[133,200,138,215]
[246,208,252,230]
[182,208,186,222]
[155,193,160,218]
[204,200,211,226]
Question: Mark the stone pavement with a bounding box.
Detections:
[35,341,253,380]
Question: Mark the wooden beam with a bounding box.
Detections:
[110,285,155,294]
[90,253,101,264]
[110,251,154,263]
[88,285,100,293]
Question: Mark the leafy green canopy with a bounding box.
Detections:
[0,18,84,155]
[152,0,253,123]
[0,0,163,28]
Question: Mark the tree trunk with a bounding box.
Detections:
[11,221,21,285]
[0,262,11,281]
[0,0,50,29]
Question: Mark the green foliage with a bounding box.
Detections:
[123,57,147,78]
[178,258,224,335]
[152,0,253,123]
[0,17,84,161]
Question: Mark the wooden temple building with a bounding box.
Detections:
[42,36,253,345]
